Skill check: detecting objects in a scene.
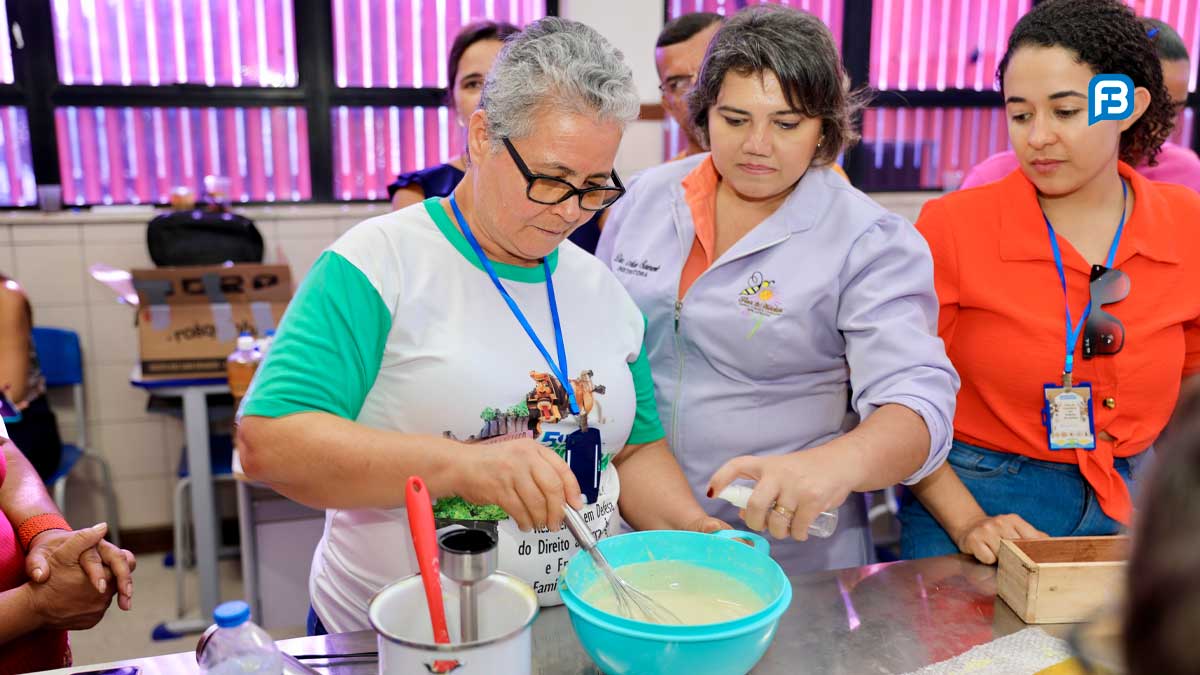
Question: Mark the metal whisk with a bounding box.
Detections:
[562,505,682,625]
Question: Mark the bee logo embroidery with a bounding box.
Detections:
[740,272,774,297]
[738,271,783,336]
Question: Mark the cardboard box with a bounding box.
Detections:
[997,536,1129,624]
[132,264,291,379]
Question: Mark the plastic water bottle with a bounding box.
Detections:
[226,332,261,404]
[198,601,284,675]
[255,329,276,358]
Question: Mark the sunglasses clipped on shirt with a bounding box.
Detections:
[1082,264,1130,358]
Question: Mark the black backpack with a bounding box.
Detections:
[147,209,264,267]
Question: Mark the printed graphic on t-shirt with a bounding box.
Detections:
[436,367,620,606]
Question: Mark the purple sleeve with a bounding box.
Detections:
[836,212,961,484]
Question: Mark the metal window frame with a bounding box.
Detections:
[1,0,1196,202]
[1,0,558,207]
[665,0,1200,191]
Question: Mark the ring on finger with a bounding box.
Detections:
[771,504,795,520]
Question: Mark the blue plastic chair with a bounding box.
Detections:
[32,327,122,547]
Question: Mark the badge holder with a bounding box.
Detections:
[565,424,602,505]
[1042,371,1097,451]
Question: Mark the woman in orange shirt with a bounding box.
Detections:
[903,0,1200,563]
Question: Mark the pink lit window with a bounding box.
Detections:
[51,1,297,87]
[55,107,310,206]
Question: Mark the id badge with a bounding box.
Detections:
[1042,383,1097,450]
[565,426,603,505]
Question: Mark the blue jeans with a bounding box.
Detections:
[307,605,329,636]
[900,440,1145,559]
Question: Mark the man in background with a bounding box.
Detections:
[591,12,725,238]
[656,12,724,161]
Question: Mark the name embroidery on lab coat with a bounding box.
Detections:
[612,252,662,278]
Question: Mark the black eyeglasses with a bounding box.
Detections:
[1082,264,1130,358]
[501,137,625,212]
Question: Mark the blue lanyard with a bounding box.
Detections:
[449,195,580,416]
[1041,178,1127,377]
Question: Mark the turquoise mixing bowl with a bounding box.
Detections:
[558,529,792,675]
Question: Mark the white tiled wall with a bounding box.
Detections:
[616,120,667,179]
[561,0,663,105]
[17,242,87,308]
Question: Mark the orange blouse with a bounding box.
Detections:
[916,162,1200,524]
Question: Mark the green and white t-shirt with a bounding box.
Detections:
[241,198,663,632]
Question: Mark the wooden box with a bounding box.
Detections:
[997,536,1129,624]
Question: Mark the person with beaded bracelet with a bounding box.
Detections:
[0,422,136,670]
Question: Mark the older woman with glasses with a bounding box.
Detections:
[597,5,959,575]
[237,17,726,634]
[902,0,1200,565]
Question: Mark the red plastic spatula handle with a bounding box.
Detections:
[406,475,451,644]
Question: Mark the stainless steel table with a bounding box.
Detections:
[48,555,1074,674]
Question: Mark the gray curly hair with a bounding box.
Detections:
[478,17,640,146]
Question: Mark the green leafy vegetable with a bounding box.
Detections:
[433,496,509,521]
